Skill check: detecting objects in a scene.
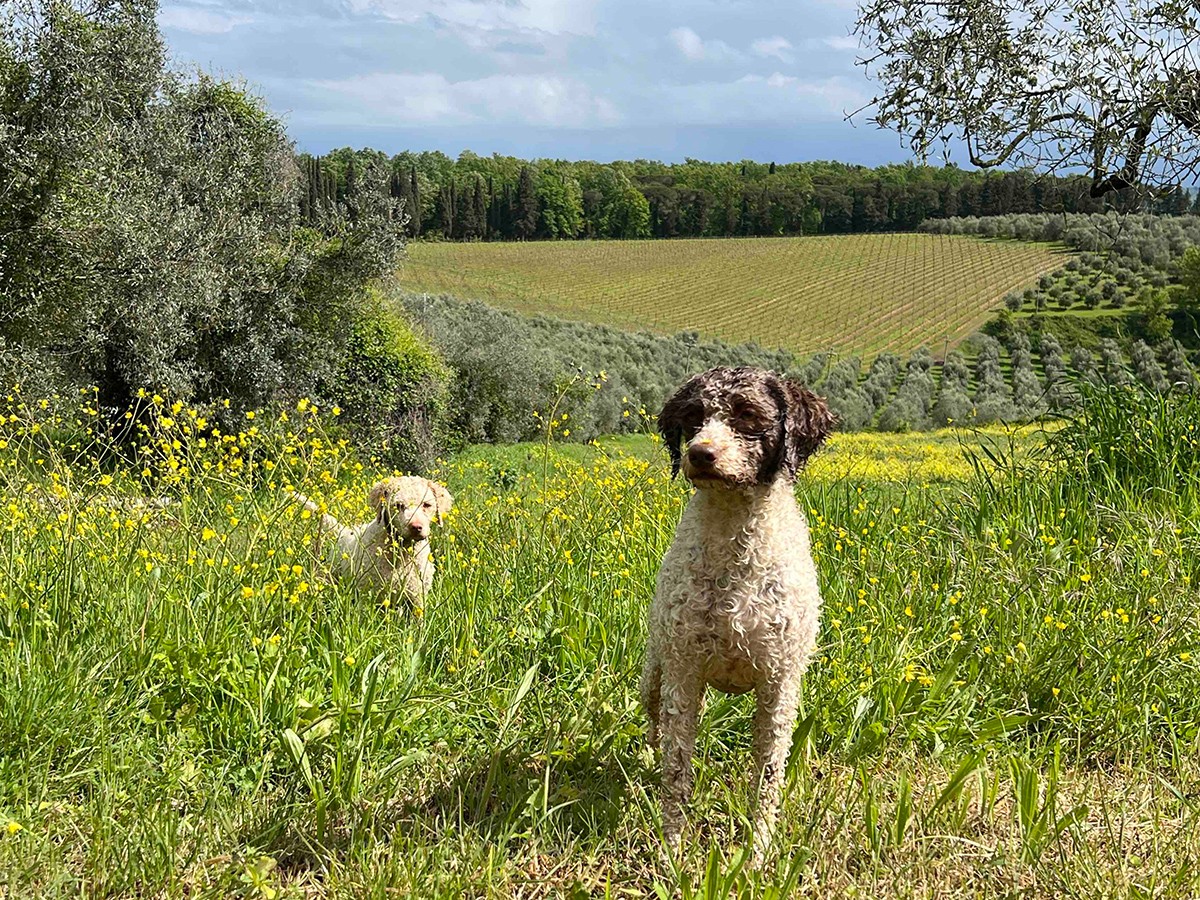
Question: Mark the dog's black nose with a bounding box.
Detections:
[688,444,717,467]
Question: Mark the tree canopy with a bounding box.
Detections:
[0,0,403,420]
[854,0,1200,200]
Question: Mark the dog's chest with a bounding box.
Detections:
[687,538,789,620]
[678,540,794,688]
[654,494,819,692]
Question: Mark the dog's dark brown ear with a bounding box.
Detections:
[658,374,704,478]
[781,379,835,476]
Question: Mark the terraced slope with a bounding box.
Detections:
[398,233,1066,357]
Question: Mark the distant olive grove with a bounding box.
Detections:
[923,214,1200,330]
[396,292,1197,442]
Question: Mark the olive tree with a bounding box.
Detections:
[0,1,403,422]
[854,0,1200,200]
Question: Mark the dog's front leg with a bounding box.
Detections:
[639,643,663,748]
[750,674,801,867]
[659,659,704,861]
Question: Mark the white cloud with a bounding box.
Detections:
[667,26,740,62]
[750,36,793,62]
[659,72,867,124]
[668,26,706,61]
[348,0,599,36]
[159,5,254,34]
[823,34,859,51]
[304,71,621,128]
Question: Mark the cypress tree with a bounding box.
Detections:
[456,179,477,239]
[486,176,499,238]
[409,168,422,236]
[436,185,454,237]
[515,166,539,240]
[473,179,488,240]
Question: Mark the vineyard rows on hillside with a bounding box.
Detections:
[399,234,1064,358]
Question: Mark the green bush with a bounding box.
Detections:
[330,300,451,472]
[398,291,806,442]
[877,347,934,432]
[0,3,403,428]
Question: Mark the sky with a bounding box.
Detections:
[157,0,917,166]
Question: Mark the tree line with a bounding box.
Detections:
[299,148,1197,242]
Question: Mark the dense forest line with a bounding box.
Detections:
[300,148,1197,242]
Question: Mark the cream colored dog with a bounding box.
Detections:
[292,476,453,602]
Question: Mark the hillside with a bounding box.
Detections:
[398,234,1066,358]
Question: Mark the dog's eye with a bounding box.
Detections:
[730,405,763,430]
[422,501,433,510]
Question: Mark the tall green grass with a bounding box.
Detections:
[1046,382,1200,504]
[0,387,1198,897]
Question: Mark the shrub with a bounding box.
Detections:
[398,292,809,441]
[1137,287,1174,345]
[818,358,874,430]
[931,348,973,425]
[0,6,403,428]
[878,348,935,432]
[1162,340,1196,392]
[1039,332,1076,411]
[1130,340,1169,394]
[1070,345,1102,387]
[797,351,830,388]
[1010,333,1045,418]
[862,352,902,411]
[972,335,1015,423]
[329,301,451,472]
[1098,339,1131,387]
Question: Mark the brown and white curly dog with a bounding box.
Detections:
[641,365,834,866]
[292,476,453,603]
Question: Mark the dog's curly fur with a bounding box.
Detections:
[292,476,453,603]
[640,365,834,865]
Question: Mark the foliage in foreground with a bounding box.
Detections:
[0,386,1198,896]
[0,1,405,442]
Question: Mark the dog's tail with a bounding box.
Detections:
[289,490,342,534]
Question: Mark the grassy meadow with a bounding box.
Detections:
[2,388,1199,898]
[398,234,1066,358]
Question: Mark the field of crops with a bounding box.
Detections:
[3,387,1200,897]
[398,234,1066,358]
